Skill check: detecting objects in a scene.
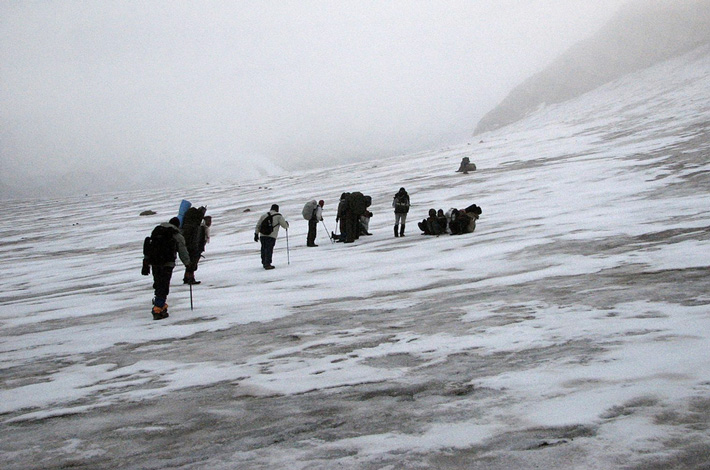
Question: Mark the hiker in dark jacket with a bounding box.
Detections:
[254,204,289,270]
[142,217,192,320]
[335,192,349,242]
[456,157,476,173]
[418,209,445,235]
[436,210,448,234]
[392,187,410,237]
[449,204,481,235]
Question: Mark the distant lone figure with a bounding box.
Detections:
[456,157,477,174]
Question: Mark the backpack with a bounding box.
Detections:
[143,225,178,265]
[259,212,279,235]
[182,206,206,254]
[394,193,410,214]
[348,192,368,216]
[302,200,318,220]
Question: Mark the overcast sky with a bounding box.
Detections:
[0,0,628,195]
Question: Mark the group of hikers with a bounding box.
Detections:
[141,203,211,320]
[142,185,481,320]
[417,204,482,236]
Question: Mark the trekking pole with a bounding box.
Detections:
[321,220,334,243]
[285,229,290,265]
[189,283,194,310]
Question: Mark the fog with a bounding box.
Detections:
[1,0,626,197]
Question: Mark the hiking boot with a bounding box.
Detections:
[394,225,399,237]
[307,243,318,247]
[264,265,275,270]
[152,305,168,320]
[184,278,201,285]
[399,224,406,237]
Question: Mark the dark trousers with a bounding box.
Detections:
[184,248,199,281]
[345,213,358,242]
[307,218,318,245]
[152,265,174,307]
[260,236,276,266]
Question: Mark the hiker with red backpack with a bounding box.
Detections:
[254,204,289,270]
[142,217,192,320]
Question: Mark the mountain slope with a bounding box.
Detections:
[474,0,710,135]
[0,46,709,469]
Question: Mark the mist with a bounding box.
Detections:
[1,0,627,197]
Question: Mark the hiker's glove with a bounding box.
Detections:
[254,233,259,242]
[141,260,150,276]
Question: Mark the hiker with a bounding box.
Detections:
[304,199,324,247]
[449,204,482,235]
[418,209,445,235]
[142,217,192,320]
[358,195,373,236]
[194,215,211,271]
[360,208,373,236]
[436,209,448,234]
[335,192,349,242]
[392,187,410,237]
[181,206,206,285]
[345,192,370,243]
[198,215,211,253]
[254,204,289,270]
[456,157,476,174]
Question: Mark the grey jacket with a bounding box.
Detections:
[255,210,289,239]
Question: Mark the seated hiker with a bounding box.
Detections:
[436,209,448,234]
[418,209,436,235]
[418,209,445,235]
[450,204,482,235]
[464,204,482,216]
[446,208,460,234]
[456,157,477,174]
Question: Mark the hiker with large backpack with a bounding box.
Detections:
[254,204,289,270]
[344,192,370,243]
[392,187,410,237]
[302,199,324,247]
[181,205,207,285]
[142,217,192,320]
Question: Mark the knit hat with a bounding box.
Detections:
[318,200,324,207]
[169,217,180,227]
[270,204,279,212]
